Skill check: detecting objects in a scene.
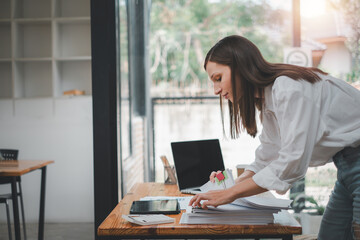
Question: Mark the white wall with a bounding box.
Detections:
[0,96,94,223]
[320,42,352,78]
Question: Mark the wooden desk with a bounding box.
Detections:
[0,160,54,240]
[98,182,301,240]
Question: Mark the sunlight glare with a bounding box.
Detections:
[301,0,326,18]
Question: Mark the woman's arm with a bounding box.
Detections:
[235,170,255,184]
[189,176,267,209]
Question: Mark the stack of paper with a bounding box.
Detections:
[232,196,292,210]
[180,170,292,225]
[180,196,291,225]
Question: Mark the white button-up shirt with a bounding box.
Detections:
[247,74,360,194]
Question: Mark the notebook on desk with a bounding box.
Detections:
[171,139,225,194]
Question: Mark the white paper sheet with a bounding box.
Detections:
[199,169,235,192]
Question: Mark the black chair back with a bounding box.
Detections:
[0,149,19,160]
[0,149,20,184]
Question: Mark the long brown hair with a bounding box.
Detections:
[204,35,327,138]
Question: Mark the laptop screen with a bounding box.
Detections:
[171,139,225,190]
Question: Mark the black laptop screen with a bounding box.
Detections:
[171,139,225,190]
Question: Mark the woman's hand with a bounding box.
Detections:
[188,176,268,210]
[188,188,236,209]
[209,170,223,183]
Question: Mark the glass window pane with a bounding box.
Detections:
[119,0,131,160]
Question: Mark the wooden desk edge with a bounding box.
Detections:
[0,160,54,176]
[97,225,302,237]
[97,182,302,237]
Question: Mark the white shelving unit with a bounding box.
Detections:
[54,0,90,18]
[14,0,52,19]
[0,62,12,98]
[54,60,92,97]
[0,0,91,99]
[0,22,11,58]
[54,19,91,58]
[14,61,53,98]
[0,1,11,20]
[14,21,52,58]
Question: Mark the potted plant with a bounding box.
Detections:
[292,193,325,234]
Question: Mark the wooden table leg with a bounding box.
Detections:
[38,166,47,240]
[11,176,21,240]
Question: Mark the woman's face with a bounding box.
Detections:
[206,61,233,102]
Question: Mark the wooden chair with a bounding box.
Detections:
[0,149,27,240]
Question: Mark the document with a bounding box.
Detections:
[122,214,174,225]
[180,213,273,225]
[232,196,292,210]
[180,190,292,225]
[180,205,275,225]
[199,168,235,192]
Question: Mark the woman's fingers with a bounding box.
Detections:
[209,170,223,183]
[201,199,218,209]
[189,192,210,207]
[189,189,228,209]
[189,194,202,208]
[209,171,217,182]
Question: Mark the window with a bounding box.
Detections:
[119,0,132,160]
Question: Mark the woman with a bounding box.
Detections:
[189,35,360,240]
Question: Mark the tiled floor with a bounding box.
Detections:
[0,222,94,240]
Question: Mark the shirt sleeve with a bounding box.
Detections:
[246,116,280,174]
[252,79,322,194]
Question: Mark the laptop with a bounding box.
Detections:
[171,139,225,194]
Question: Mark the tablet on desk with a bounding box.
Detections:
[130,200,180,214]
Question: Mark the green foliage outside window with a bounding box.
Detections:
[150,0,289,95]
[330,0,360,83]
